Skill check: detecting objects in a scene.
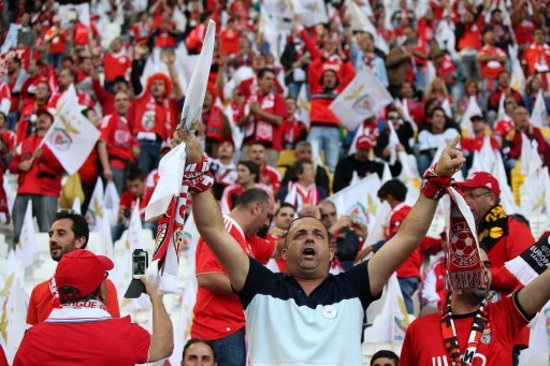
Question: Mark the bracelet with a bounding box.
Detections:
[421,165,453,200]
[183,155,214,193]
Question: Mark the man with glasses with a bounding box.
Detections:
[460,172,534,295]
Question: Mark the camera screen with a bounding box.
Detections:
[132,253,148,276]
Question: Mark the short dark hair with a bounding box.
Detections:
[182,338,216,362]
[293,160,314,177]
[113,75,128,86]
[235,188,271,210]
[430,106,446,119]
[257,67,276,80]
[371,350,399,366]
[59,286,100,304]
[378,179,407,202]
[275,202,295,216]
[238,160,260,183]
[53,211,90,249]
[126,167,145,182]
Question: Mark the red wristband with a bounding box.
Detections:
[421,165,453,200]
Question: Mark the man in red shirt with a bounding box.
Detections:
[113,167,154,240]
[15,249,173,365]
[522,29,550,90]
[400,247,550,366]
[459,172,535,295]
[375,179,421,315]
[192,188,275,366]
[239,68,287,166]
[487,71,524,115]
[15,80,51,144]
[9,108,64,245]
[98,90,140,194]
[461,115,499,171]
[248,142,281,194]
[44,15,68,69]
[102,37,132,92]
[26,211,120,325]
[477,31,507,94]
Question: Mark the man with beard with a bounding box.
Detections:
[400,247,550,366]
[26,211,120,325]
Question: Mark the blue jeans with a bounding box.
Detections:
[47,53,64,69]
[138,139,161,176]
[398,277,420,315]
[210,329,246,366]
[307,126,340,172]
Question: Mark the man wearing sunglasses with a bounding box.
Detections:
[460,171,535,295]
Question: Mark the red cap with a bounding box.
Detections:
[55,250,114,300]
[356,134,376,150]
[460,172,500,196]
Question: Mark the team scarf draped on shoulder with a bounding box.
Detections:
[476,204,508,253]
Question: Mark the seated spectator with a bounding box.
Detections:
[374,107,414,162]
[386,37,417,97]
[15,250,173,365]
[371,350,399,366]
[456,79,482,118]
[202,88,231,156]
[281,141,330,193]
[211,139,238,200]
[249,142,282,194]
[416,107,460,174]
[277,160,328,211]
[461,114,499,172]
[523,75,550,114]
[487,71,523,115]
[493,97,518,147]
[181,338,217,366]
[9,108,64,245]
[112,168,155,241]
[318,200,367,271]
[503,106,550,173]
[397,81,424,126]
[333,135,385,193]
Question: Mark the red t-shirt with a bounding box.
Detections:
[26,278,120,325]
[73,23,89,46]
[103,52,131,82]
[243,92,288,151]
[399,294,529,366]
[45,27,68,54]
[261,164,282,193]
[478,45,506,81]
[191,216,274,340]
[461,135,499,154]
[100,114,136,170]
[15,313,149,365]
[119,188,153,220]
[385,203,421,280]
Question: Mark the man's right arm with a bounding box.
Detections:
[142,277,173,362]
[192,190,250,292]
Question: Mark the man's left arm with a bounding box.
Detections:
[368,136,464,295]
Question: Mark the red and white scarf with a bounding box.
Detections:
[284,182,318,211]
[45,299,112,323]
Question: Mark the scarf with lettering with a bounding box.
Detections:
[476,204,508,253]
[440,296,489,366]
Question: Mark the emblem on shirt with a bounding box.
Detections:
[481,328,492,344]
[321,305,337,319]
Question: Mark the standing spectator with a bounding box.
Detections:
[102,37,132,93]
[477,31,508,97]
[1,57,27,129]
[78,108,102,214]
[248,142,281,194]
[416,107,460,174]
[9,109,64,245]
[16,250,173,365]
[333,135,385,193]
[277,160,328,212]
[131,12,152,44]
[15,80,51,145]
[44,15,68,69]
[350,31,389,87]
[98,90,140,194]
[202,89,231,156]
[482,9,514,54]
[281,97,307,150]
[386,38,417,97]
[49,68,94,109]
[239,68,287,166]
[0,112,15,223]
[308,69,341,172]
[191,188,275,366]
[26,211,120,325]
[522,28,550,91]
[455,5,485,80]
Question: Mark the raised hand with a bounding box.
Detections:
[434,136,464,177]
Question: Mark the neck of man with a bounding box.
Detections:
[295,276,326,296]
[450,292,483,315]
[242,181,255,190]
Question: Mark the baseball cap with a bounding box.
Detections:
[459,172,500,196]
[356,135,376,150]
[471,114,484,122]
[55,250,114,300]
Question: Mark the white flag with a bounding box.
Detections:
[0,269,29,364]
[330,66,392,130]
[493,152,518,214]
[364,273,411,343]
[104,181,120,226]
[519,133,543,176]
[291,0,328,27]
[531,90,548,128]
[85,179,104,232]
[296,85,310,127]
[328,174,382,229]
[509,44,525,93]
[43,85,100,174]
[497,92,506,119]
[460,96,482,137]
[14,201,38,269]
[71,196,81,214]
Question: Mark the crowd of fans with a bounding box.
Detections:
[0,0,550,364]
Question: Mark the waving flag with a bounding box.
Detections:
[460,96,482,137]
[14,201,38,269]
[291,0,328,27]
[330,66,392,130]
[531,90,548,128]
[43,85,100,174]
[145,20,216,294]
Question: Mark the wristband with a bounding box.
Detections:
[183,155,214,193]
[421,165,452,200]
